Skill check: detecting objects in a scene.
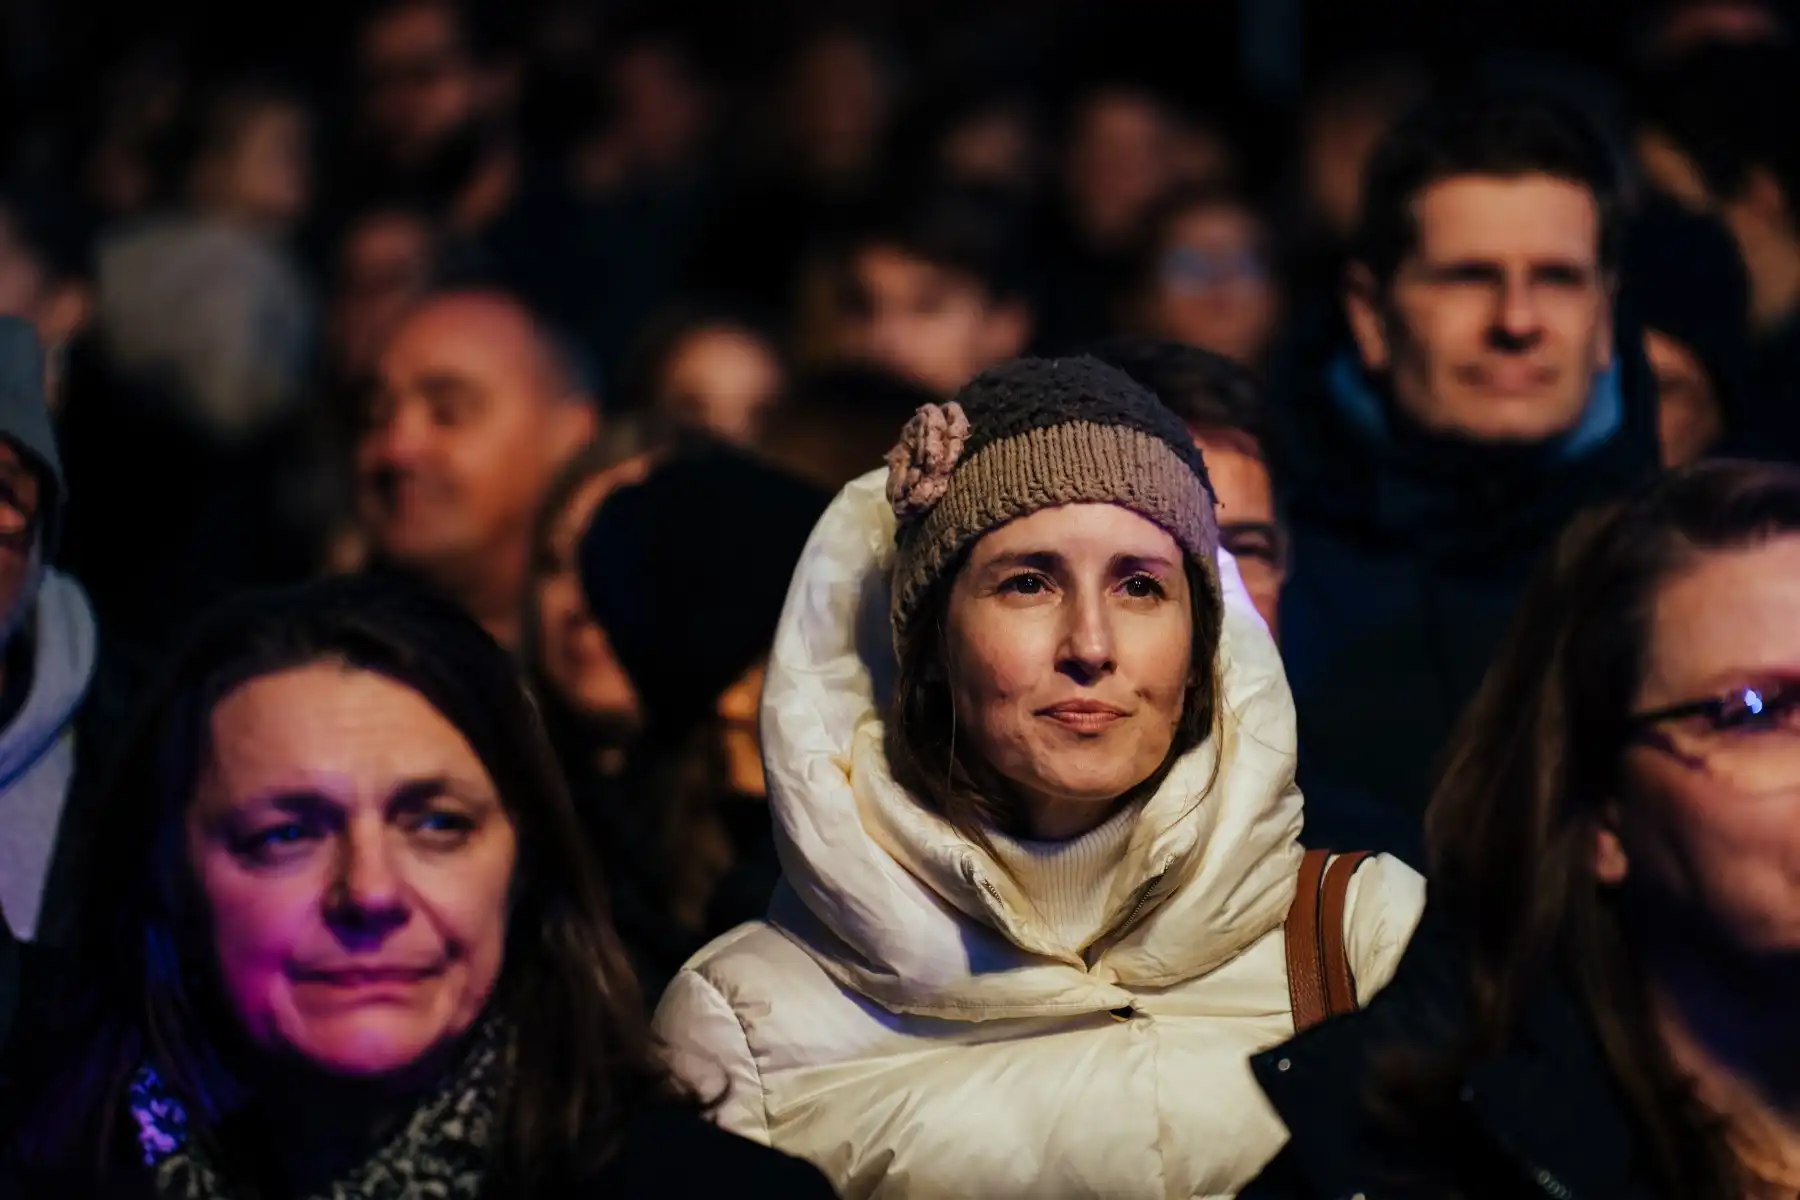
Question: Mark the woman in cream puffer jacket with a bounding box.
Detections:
[653,358,1427,1199]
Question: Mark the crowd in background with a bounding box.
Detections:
[0,0,1798,1196]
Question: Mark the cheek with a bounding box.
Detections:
[947,616,1052,745]
[1623,767,1800,945]
[196,859,322,1030]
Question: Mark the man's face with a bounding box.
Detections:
[356,295,594,585]
[358,1,479,166]
[843,246,1029,396]
[0,441,43,636]
[1348,174,1614,443]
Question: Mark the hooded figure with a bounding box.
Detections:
[652,358,1425,1198]
[0,318,129,1058]
[578,447,831,997]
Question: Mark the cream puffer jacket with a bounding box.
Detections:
[652,471,1427,1199]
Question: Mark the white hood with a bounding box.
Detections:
[759,469,1306,1020]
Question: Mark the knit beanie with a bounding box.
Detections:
[580,446,831,738]
[885,355,1219,642]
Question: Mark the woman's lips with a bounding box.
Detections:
[1037,701,1129,732]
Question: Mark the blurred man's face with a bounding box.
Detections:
[356,295,595,586]
[1646,328,1724,467]
[358,1,479,165]
[1348,174,1613,443]
[1193,431,1282,638]
[0,441,43,640]
[1065,91,1176,252]
[656,326,785,446]
[233,104,313,230]
[844,246,1029,396]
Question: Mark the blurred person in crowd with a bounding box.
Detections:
[1246,461,1800,1199]
[1128,184,1282,373]
[524,423,664,781]
[1294,59,1432,262]
[777,25,896,200]
[1639,0,1787,61]
[342,0,516,237]
[1044,82,1235,350]
[655,358,1425,1197]
[622,306,786,447]
[0,576,836,1197]
[79,45,189,223]
[758,363,939,491]
[97,80,315,439]
[571,21,717,200]
[833,182,1034,397]
[579,448,829,997]
[685,23,898,320]
[0,320,132,1062]
[1091,336,1285,636]
[1063,85,1229,259]
[1623,194,1751,467]
[328,205,442,385]
[356,288,597,649]
[0,191,91,407]
[890,79,1044,198]
[1277,90,1659,866]
[1637,43,1800,461]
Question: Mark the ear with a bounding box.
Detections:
[41,282,91,349]
[1343,262,1391,374]
[981,299,1033,365]
[1741,165,1791,229]
[1593,802,1630,886]
[550,400,600,459]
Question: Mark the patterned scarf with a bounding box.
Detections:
[127,1023,505,1200]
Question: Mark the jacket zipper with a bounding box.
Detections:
[1119,855,1178,930]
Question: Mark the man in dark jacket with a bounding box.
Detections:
[0,318,132,1058]
[1275,91,1658,865]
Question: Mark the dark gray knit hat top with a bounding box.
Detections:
[884,355,1219,640]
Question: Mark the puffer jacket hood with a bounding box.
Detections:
[653,469,1426,1199]
[761,469,1305,1019]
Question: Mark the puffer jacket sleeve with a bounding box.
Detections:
[652,968,771,1145]
[1340,853,1427,1005]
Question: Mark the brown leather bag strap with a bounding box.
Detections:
[1321,850,1373,1016]
[1284,848,1332,1034]
[1285,849,1374,1034]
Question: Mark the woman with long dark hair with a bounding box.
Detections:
[1,575,833,1198]
[1246,460,1800,1198]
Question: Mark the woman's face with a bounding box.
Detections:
[535,457,650,734]
[1149,205,1278,369]
[944,504,1196,839]
[657,327,785,446]
[1606,536,1800,957]
[187,664,518,1078]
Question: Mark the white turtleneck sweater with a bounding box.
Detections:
[986,800,1145,952]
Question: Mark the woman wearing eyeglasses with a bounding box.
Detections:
[1244,460,1800,1199]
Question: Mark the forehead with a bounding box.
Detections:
[971,502,1182,560]
[854,246,979,297]
[363,3,461,61]
[1409,174,1601,263]
[1643,537,1800,700]
[378,298,544,389]
[198,663,491,808]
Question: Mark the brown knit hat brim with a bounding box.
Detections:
[891,420,1220,640]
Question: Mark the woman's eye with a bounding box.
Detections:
[999,572,1049,596]
[235,822,317,864]
[1714,687,1799,733]
[1121,575,1165,599]
[412,809,476,841]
